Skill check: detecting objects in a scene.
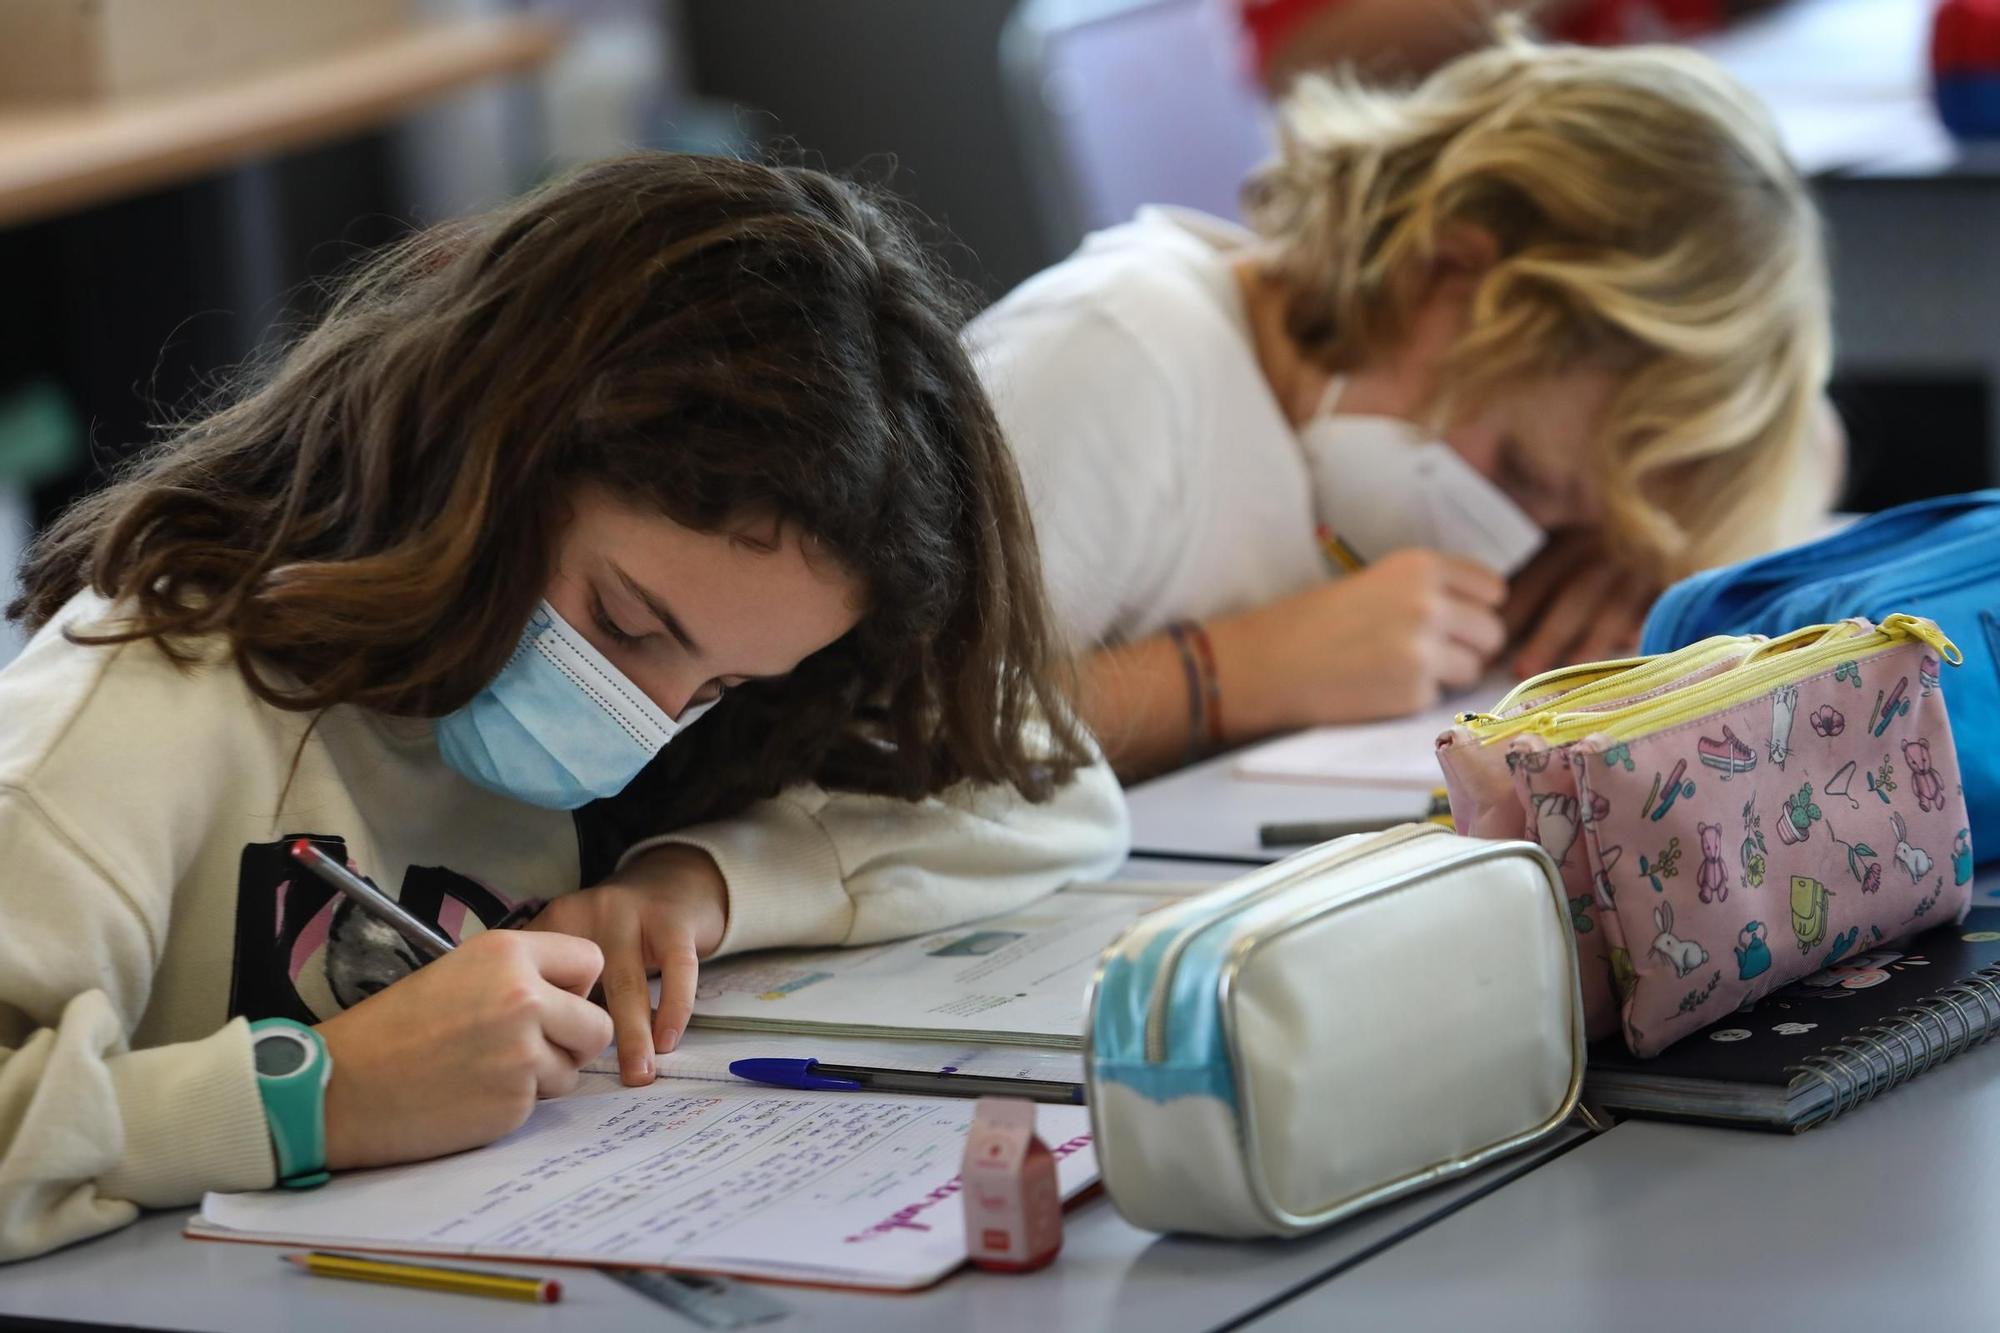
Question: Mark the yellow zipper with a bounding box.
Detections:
[1467,621,1873,746]
[1533,614,1958,746]
[1489,654,1655,718]
[1467,634,1758,742]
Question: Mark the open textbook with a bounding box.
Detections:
[1230,673,1512,789]
[681,881,1196,1046]
[193,1080,1097,1291]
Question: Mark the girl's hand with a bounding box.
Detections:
[314,930,613,1171]
[526,844,729,1086]
[1214,548,1508,732]
[1503,530,1659,679]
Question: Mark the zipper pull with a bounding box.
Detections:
[1882,613,1963,665]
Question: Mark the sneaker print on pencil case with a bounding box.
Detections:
[1699,726,1756,778]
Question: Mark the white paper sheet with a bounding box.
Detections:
[196,1081,1096,1291]
[1229,675,1512,789]
[684,883,1190,1045]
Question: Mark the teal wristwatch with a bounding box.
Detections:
[249,1018,331,1190]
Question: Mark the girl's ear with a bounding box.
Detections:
[1399,220,1498,313]
[1431,221,1501,277]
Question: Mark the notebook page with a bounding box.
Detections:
[198,1081,1095,1290]
[1230,673,1512,788]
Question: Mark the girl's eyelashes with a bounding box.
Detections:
[589,592,647,649]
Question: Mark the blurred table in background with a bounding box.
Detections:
[0,17,562,229]
[1695,0,2000,495]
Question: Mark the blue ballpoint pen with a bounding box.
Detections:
[728,1058,1086,1106]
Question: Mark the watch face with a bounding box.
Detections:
[254,1030,312,1078]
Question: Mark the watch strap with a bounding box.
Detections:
[249,1018,331,1190]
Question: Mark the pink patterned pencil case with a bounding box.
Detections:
[1439,617,1971,1056]
[1561,616,1968,1056]
[1437,635,1774,1041]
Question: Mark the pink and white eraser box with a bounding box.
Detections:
[961,1096,1063,1272]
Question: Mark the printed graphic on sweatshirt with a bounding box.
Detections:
[227,834,525,1024]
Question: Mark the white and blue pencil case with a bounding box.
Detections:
[1085,824,1585,1238]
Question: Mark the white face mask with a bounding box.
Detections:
[1298,378,1547,577]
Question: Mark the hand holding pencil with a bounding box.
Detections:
[306,930,612,1173]
[1213,549,1508,732]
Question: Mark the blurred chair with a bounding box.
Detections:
[1001,0,1273,259]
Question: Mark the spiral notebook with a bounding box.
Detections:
[1585,906,2000,1132]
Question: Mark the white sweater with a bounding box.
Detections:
[0,593,1127,1260]
[967,207,1324,651]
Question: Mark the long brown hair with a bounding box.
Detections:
[11,153,1090,826]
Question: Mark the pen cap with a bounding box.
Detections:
[962,1097,1062,1271]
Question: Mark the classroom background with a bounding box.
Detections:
[1,0,1994,669]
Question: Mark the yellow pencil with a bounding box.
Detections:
[283,1251,562,1303]
[1315,523,1366,574]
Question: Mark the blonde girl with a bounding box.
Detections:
[970,30,1834,778]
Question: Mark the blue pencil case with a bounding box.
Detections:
[1641,491,2000,862]
[1084,825,1584,1238]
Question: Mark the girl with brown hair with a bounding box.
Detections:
[0,153,1124,1260]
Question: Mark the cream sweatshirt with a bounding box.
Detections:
[0,593,1127,1261]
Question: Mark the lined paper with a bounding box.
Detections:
[197,1082,1095,1290]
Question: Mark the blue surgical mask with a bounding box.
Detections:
[435,600,717,810]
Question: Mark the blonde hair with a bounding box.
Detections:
[1245,29,1831,576]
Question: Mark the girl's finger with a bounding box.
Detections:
[648,923,702,1055]
[1433,635,1488,693]
[599,944,657,1085]
[1440,593,1507,659]
[538,985,617,1068]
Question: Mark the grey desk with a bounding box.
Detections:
[1248,1018,2000,1331]
[0,851,1584,1332]
[0,1130,1586,1333]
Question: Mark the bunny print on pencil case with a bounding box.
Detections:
[1571,625,1972,1057]
[1648,903,1707,978]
